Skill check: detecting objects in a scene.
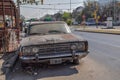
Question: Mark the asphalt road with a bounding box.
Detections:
[8,31,120,80]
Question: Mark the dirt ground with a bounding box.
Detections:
[7,56,114,80]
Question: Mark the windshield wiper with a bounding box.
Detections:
[30,33,43,35]
[48,30,65,34]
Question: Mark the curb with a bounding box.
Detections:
[75,29,120,35]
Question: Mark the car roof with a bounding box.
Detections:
[29,21,66,25]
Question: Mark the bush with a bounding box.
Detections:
[66,19,72,25]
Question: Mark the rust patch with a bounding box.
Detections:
[62,34,78,40]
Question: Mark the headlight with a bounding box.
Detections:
[22,47,31,53]
[32,47,39,53]
[78,43,85,50]
[71,43,85,51]
[71,45,77,50]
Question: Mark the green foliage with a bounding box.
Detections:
[82,1,99,20]
[71,0,100,23]
[62,12,71,21]
[66,19,72,25]
[61,12,72,25]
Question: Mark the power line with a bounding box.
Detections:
[20,6,74,10]
[20,2,83,6]
[42,2,83,5]
[20,1,84,10]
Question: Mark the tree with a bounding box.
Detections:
[72,6,83,23]
[62,12,72,25]
[100,0,120,21]
[17,0,43,5]
[62,12,71,21]
[72,0,101,23]
[82,0,100,20]
[53,12,63,21]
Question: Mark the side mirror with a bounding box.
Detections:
[20,32,26,38]
[22,26,28,34]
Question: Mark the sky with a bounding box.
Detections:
[14,0,85,19]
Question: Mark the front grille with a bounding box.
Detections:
[38,43,71,55]
[23,41,84,56]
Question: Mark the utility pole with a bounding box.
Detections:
[70,0,71,12]
[113,0,116,21]
[108,0,111,17]
[70,0,72,26]
[94,2,99,28]
[17,0,20,22]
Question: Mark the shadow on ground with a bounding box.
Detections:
[36,63,78,79]
[9,62,79,80]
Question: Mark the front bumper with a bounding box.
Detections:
[20,51,89,63]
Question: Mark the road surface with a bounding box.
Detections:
[7,31,120,80]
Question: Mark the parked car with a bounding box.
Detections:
[113,21,120,26]
[85,18,96,26]
[100,21,120,26]
[98,21,107,26]
[72,21,79,25]
[19,21,89,67]
[85,21,96,26]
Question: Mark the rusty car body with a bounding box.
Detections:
[0,0,20,53]
[19,21,89,66]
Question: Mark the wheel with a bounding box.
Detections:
[21,62,28,69]
[73,58,80,65]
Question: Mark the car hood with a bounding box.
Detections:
[21,33,85,46]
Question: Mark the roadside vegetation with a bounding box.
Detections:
[17,0,120,25]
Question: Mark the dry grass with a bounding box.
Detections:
[75,27,120,34]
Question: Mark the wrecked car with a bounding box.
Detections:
[19,21,89,66]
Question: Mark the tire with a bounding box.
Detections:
[21,62,28,69]
[73,58,80,65]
